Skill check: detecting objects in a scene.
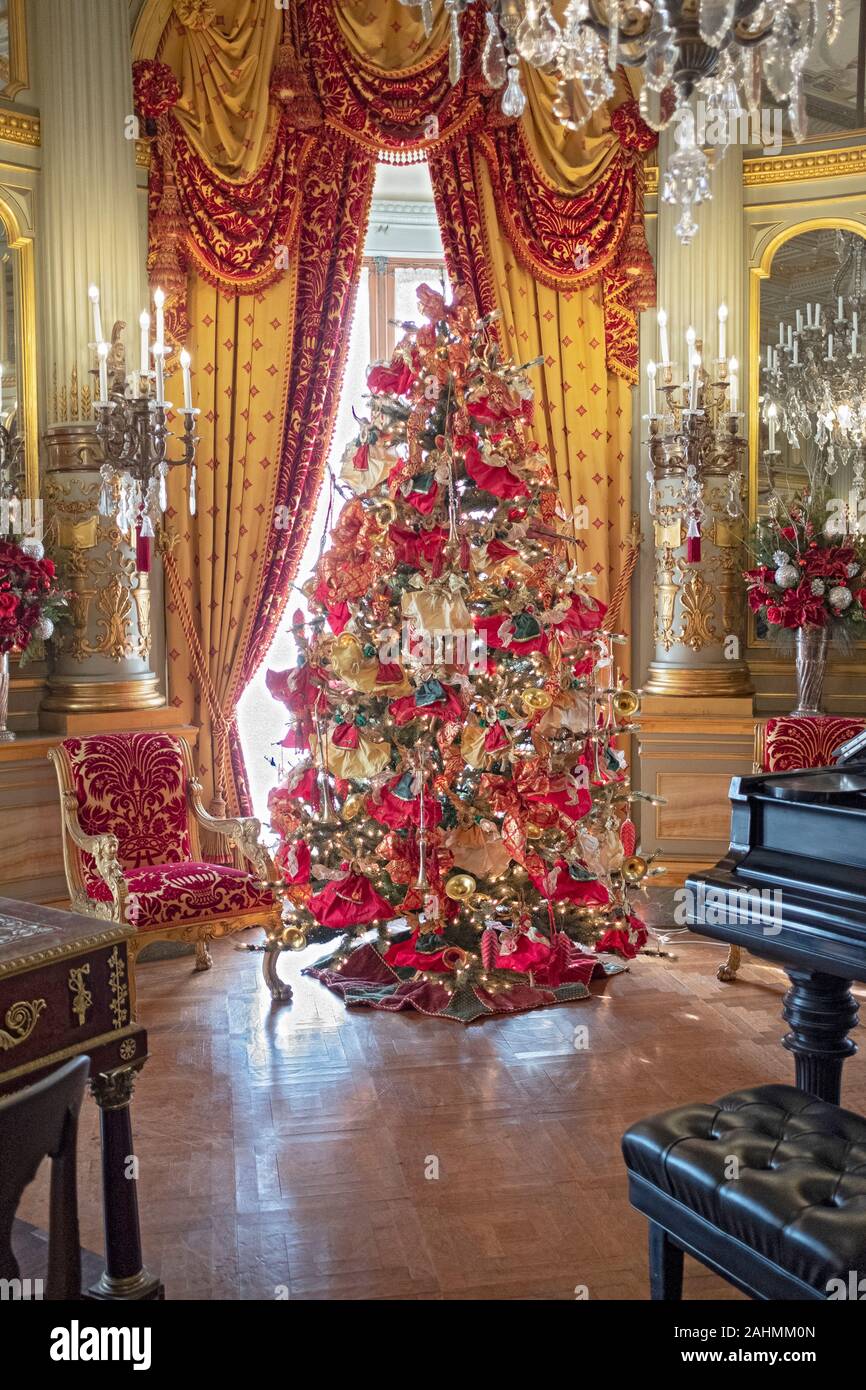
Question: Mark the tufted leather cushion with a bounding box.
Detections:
[763,716,866,772]
[87,861,272,927]
[623,1085,866,1293]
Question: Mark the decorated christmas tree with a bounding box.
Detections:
[266,284,655,1022]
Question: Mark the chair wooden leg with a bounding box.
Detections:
[717,944,742,983]
[194,938,213,972]
[648,1222,684,1301]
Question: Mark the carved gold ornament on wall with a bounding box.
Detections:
[44,478,152,663]
[678,567,717,652]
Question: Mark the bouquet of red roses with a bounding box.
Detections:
[0,536,66,661]
[744,493,866,632]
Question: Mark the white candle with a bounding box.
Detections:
[787,325,793,350]
[689,353,701,411]
[97,341,109,404]
[838,295,844,320]
[139,311,150,376]
[853,311,859,357]
[718,303,727,362]
[154,287,165,352]
[827,333,834,361]
[686,325,697,370]
[154,348,165,406]
[793,337,799,365]
[728,357,738,414]
[796,309,803,331]
[657,309,669,366]
[768,405,777,452]
[766,344,772,371]
[814,302,821,327]
[180,348,192,412]
[779,321,785,346]
[806,303,813,328]
[89,285,103,344]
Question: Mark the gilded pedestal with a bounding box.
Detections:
[41,423,162,722]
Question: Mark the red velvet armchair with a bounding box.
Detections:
[49,731,280,973]
[718,714,866,982]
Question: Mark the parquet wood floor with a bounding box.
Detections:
[18,914,866,1300]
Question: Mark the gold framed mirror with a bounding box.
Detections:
[0,0,29,101]
[748,218,866,648]
[0,193,38,503]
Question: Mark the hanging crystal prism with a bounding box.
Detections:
[646,468,657,517]
[482,11,507,88]
[158,459,169,513]
[501,54,527,118]
[661,103,712,246]
[420,0,433,37]
[189,464,197,517]
[446,2,461,85]
[98,462,116,517]
[607,0,620,70]
[698,0,736,48]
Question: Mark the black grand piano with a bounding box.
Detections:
[686,729,866,1105]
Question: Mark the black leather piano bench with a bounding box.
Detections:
[622,1085,866,1301]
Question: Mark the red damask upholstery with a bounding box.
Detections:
[61,732,192,869]
[762,716,866,773]
[53,733,275,951]
[88,862,272,928]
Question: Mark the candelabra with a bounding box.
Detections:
[0,414,24,516]
[414,0,838,244]
[89,287,199,568]
[643,315,751,696]
[760,232,866,504]
[646,341,746,556]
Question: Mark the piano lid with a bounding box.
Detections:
[759,766,866,804]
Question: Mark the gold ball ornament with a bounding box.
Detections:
[280,925,307,951]
[520,686,554,714]
[373,499,397,527]
[524,821,544,839]
[445,872,477,902]
[612,688,640,719]
[622,855,648,885]
[340,793,367,821]
[301,577,318,599]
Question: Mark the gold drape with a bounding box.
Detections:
[479,163,633,613]
[165,273,295,796]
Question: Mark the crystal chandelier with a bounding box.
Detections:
[760,232,866,506]
[88,284,199,571]
[416,0,840,244]
[645,305,745,560]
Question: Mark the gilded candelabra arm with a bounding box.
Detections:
[60,791,128,923]
[186,777,275,882]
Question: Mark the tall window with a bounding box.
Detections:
[237,163,445,822]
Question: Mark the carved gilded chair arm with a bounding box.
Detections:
[60,791,128,920]
[187,779,277,884]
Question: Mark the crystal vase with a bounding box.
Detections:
[792,625,829,717]
[0,652,14,742]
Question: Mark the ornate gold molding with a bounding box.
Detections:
[646,146,866,196]
[0,998,46,1050]
[0,107,39,147]
[136,138,151,169]
[744,144,866,187]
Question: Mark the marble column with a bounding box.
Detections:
[34,0,163,718]
[643,138,752,697]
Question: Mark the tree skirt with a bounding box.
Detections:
[304,935,628,1024]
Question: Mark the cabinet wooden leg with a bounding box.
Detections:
[88,1064,162,1300]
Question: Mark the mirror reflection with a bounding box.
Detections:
[757,226,866,534]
